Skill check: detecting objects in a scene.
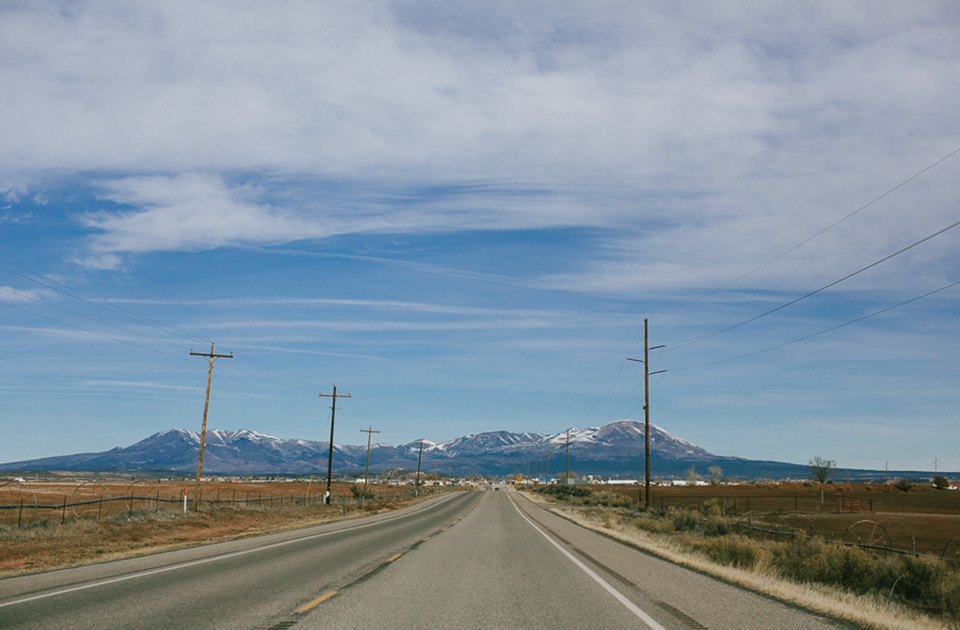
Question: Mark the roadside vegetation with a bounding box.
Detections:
[527,485,960,630]
[0,484,453,577]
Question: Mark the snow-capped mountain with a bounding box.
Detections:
[0,420,807,478]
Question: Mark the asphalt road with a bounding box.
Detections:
[0,488,855,629]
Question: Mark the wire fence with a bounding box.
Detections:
[0,480,447,527]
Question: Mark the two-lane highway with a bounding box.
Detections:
[1,489,856,629]
[295,489,851,630]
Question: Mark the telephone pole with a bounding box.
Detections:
[628,318,666,508]
[360,426,380,500]
[545,448,549,483]
[319,386,351,504]
[565,429,570,485]
[415,441,424,496]
[189,343,232,511]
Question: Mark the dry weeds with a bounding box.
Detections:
[536,497,954,630]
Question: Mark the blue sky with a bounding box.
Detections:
[1,2,959,472]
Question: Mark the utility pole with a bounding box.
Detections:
[319,386,351,504]
[545,448,549,483]
[360,427,380,502]
[934,458,940,476]
[415,441,424,496]
[189,343,232,511]
[628,318,666,508]
[565,429,570,485]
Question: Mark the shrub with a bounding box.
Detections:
[581,491,633,508]
[894,478,912,492]
[700,516,730,537]
[933,475,949,490]
[693,537,762,569]
[534,484,592,499]
[631,516,674,535]
[671,510,700,532]
[771,538,873,591]
[349,483,376,499]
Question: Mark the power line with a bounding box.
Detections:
[0,299,192,363]
[0,257,210,347]
[0,286,195,352]
[0,256,332,392]
[653,145,960,320]
[666,216,960,352]
[216,367,320,418]
[669,280,960,372]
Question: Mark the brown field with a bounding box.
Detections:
[592,482,960,558]
[0,479,444,577]
[0,478,416,524]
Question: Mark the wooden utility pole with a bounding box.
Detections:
[415,441,424,496]
[360,426,380,500]
[628,319,665,508]
[189,343,232,511]
[545,448,549,483]
[565,429,570,485]
[319,386,351,504]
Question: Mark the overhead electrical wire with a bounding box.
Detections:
[665,216,960,352]
[0,286,194,352]
[0,257,332,392]
[654,144,960,320]
[584,146,960,426]
[668,279,960,372]
[0,299,191,363]
[0,256,210,347]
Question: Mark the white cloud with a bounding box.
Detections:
[1,2,958,291]
[81,173,320,254]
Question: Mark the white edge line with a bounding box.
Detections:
[509,494,666,630]
[0,493,463,610]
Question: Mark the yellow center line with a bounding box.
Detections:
[296,590,338,614]
[422,536,430,541]
[387,553,402,562]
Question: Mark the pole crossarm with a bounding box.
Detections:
[189,343,232,511]
[627,320,665,508]
[360,427,380,503]
[320,386,351,504]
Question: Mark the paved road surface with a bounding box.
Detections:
[0,489,855,629]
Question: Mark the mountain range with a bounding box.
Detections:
[0,420,838,479]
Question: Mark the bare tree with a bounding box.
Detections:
[708,466,723,485]
[808,456,836,484]
[685,465,699,486]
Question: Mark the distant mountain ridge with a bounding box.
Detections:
[0,420,898,479]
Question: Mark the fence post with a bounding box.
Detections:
[795,496,798,511]
[17,498,23,528]
[98,497,103,522]
[61,495,67,525]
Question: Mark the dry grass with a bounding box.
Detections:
[523,491,956,630]
[0,485,445,578]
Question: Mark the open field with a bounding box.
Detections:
[575,483,960,558]
[0,480,449,577]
